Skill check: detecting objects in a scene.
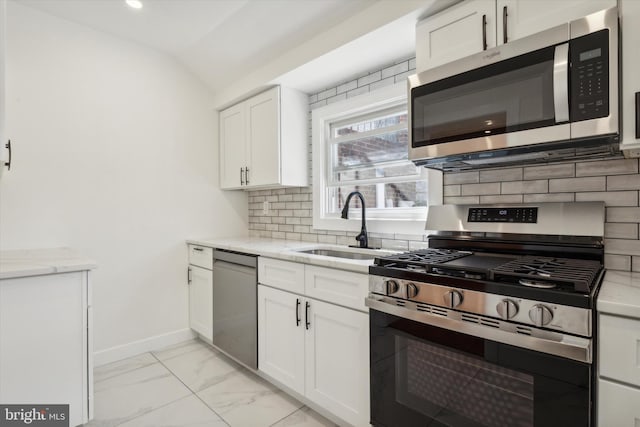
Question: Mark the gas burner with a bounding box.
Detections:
[519,278,557,289]
[374,248,472,269]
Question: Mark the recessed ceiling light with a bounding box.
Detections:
[125,0,143,9]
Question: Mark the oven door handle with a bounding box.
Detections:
[553,43,570,123]
[365,296,592,363]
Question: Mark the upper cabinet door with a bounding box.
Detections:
[246,87,280,188]
[497,0,617,45]
[416,0,496,72]
[0,0,7,179]
[219,103,246,189]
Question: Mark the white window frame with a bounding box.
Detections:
[312,82,442,235]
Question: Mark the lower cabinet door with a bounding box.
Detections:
[189,265,213,341]
[598,378,640,426]
[258,285,305,394]
[304,298,370,427]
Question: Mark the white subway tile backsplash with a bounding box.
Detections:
[461,183,501,196]
[480,168,522,183]
[605,254,632,271]
[381,61,409,79]
[285,232,302,241]
[443,185,461,196]
[523,163,575,180]
[604,223,638,239]
[409,241,431,250]
[501,180,548,194]
[358,71,382,86]
[607,174,640,190]
[370,76,395,91]
[606,207,640,222]
[575,191,638,206]
[381,239,409,251]
[326,92,347,105]
[444,171,479,185]
[605,239,640,256]
[549,176,606,193]
[633,257,640,272]
[347,86,369,98]
[444,196,480,204]
[479,194,523,204]
[336,80,357,94]
[523,193,574,202]
[576,158,639,177]
[317,235,337,244]
[285,217,301,225]
[316,87,337,101]
[409,58,416,70]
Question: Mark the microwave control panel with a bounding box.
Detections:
[570,29,609,122]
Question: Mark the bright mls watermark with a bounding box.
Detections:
[0,405,68,427]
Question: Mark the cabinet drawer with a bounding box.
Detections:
[258,258,305,294]
[304,265,368,312]
[599,314,640,387]
[188,245,213,269]
[598,379,640,426]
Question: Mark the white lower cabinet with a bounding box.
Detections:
[598,313,640,426]
[258,280,370,427]
[0,271,92,427]
[188,265,213,341]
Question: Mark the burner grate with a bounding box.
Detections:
[374,249,471,269]
[491,256,602,293]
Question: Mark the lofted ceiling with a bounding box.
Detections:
[15,0,459,102]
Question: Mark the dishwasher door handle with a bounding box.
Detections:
[296,298,301,326]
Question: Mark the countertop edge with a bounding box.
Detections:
[0,248,97,280]
[597,270,640,318]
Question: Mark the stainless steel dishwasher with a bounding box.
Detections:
[211,249,258,369]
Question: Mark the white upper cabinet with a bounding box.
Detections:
[620,0,640,157]
[416,0,616,73]
[219,86,308,190]
[497,0,616,45]
[416,0,496,72]
[0,0,8,179]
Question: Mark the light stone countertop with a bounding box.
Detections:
[0,247,97,280]
[597,270,640,318]
[187,236,398,273]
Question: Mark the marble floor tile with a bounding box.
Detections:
[94,353,158,384]
[117,395,228,427]
[197,369,303,427]
[160,346,240,392]
[89,362,192,427]
[152,339,214,362]
[270,407,338,427]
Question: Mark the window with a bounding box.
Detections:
[312,82,442,235]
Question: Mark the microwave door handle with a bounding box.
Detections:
[553,43,570,123]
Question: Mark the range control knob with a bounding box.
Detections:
[496,299,519,320]
[385,280,400,295]
[406,283,419,299]
[443,290,463,308]
[529,304,553,326]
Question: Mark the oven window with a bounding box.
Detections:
[398,337,533,427]
[370,310,591,427]
[411,46,556,147]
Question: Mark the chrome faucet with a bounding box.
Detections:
[341,191,369,248]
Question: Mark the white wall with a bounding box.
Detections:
[0,2,248,358]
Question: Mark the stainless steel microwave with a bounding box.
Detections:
[408,7,619,171]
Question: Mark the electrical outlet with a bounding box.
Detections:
[263,201,269,215]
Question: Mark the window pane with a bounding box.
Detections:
[333,112,407,138]
[327,181,429,213]
[331,129,410,171]
[332,162,419,182]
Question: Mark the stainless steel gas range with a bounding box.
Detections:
[367,202,605,427]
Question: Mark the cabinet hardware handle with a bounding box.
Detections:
[193,247,203,252]
[187,267,192,284]
[296,298,301,326]
[305,301,310,330]
[4,140,11,171]
[636,92,640,139]
[503,6,508,44]
[482,14,487,51]
[240,167,245,185]
[245,167,250,185]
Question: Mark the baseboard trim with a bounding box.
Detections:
[94,328,197,366]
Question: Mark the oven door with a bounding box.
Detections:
[369,306,592,427]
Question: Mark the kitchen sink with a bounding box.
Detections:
[296,248,377,260]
